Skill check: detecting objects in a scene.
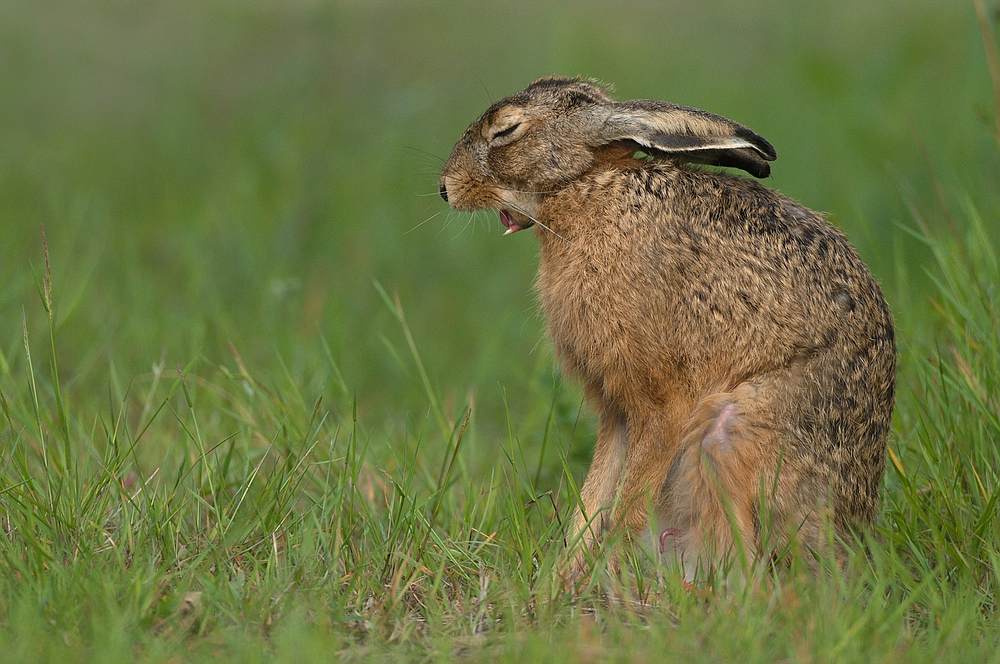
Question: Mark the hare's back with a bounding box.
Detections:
[609,165,891,354]
[539,162,893,391]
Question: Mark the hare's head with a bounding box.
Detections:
[439,76,776,233]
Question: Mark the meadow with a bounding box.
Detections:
[1,0,999,661]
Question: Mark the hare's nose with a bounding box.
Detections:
[439,181,449,202]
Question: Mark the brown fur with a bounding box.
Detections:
[439,76,895,579]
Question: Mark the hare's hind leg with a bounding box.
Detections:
[656,387,797,581]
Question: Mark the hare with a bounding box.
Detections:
[439,76,895,579]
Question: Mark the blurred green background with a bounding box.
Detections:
[0,0,994,442]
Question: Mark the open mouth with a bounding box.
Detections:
[499,209,532,235]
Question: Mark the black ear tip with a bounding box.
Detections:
[736,127,776,162]
[743,152,772,178]
[756,136,778,162]
[742,139,776,176]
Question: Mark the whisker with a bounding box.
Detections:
[433,199,569,244]
[506,203,572,244]
[404,208,445,234]
[477,77,493,105]
[436,209,457,236]
[402,145,448,165]
[503,187,559,196]
[450,210,477,241]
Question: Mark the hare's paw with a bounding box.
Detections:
[565,508,602,564]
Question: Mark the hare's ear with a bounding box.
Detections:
[595,100,777,178]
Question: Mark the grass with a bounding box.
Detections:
[2,0,1000,661]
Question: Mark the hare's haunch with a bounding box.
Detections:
[440,76,895,578]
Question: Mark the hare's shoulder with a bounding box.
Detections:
[577,164,861,266]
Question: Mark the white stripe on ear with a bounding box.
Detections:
[596,103,776,178]
[645,134,762,153]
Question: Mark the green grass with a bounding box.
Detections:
[2,0,1000,661]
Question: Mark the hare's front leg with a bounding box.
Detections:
[612,411,685,535]
[568,406,627,576]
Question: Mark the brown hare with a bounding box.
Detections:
[439,76,895,579]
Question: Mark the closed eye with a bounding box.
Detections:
[491,122,521,141]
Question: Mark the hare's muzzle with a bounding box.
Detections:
[438,181,449,202]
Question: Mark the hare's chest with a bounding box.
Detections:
[536,245,662,380]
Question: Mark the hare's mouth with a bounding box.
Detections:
[499,209,532,235]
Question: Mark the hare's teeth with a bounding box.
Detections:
[500,210,523,234]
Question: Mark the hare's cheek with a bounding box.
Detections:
[485,143,537,182]
[484,146,513,176]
